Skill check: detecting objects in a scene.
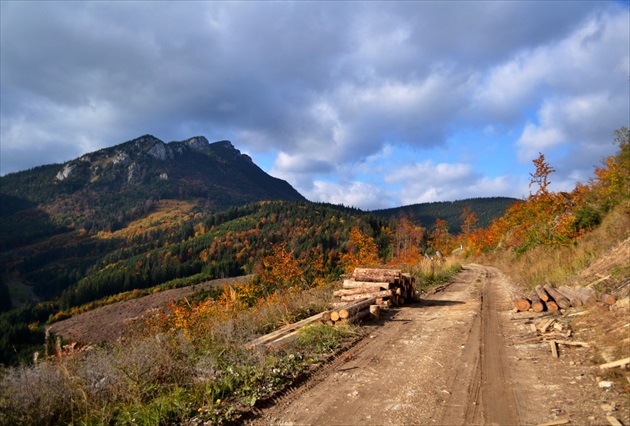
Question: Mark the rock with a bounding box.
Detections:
[598,381,613,388]
[55,163,76,181]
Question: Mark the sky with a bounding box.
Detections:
[1,1,629,210]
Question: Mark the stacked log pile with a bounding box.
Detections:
[514,284,617,312]
[334,268,419,308]
[247,268,420,349]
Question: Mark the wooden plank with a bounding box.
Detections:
[599,357,630,370]
[245,311,330,349]
[536,419,569,426]
[606,416,623,426]
[549,340,559,358]
[265,329,301,349]
[554,340,589,347]
[539,318,556,333]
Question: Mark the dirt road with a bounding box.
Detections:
[249,264,613,425]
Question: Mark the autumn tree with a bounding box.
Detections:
[340,226,380,273]
[592,127,630,209]
[529,152,555,200]
[429,218,451,254]
[255,243,305,293]
[390,216,425,264]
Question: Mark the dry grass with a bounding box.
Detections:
[0,283,337,425]
[478,200,630,291]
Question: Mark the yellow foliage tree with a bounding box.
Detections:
[340,226,380,273]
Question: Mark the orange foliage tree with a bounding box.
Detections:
[340,226,380,273]
[592,127,629,207]
[429,218,452,254]
[255,243,305,293]
[389,216,425,265]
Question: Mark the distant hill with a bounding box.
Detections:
[0,135,305,234]
[372,197,520,234]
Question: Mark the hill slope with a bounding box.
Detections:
[372,197,519,234]
[0,135,305,234]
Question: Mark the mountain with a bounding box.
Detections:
[0,134,305,234]
[372,197,520,234]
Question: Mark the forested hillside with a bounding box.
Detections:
[373,197,519,234]
[0,134,533,366]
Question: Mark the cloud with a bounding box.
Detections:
[1,1,628,210]
[307,180,394,211]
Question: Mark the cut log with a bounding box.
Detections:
[554,286,583,307]
[334,285,387,297]
[546,300,559,312]
[576,285,596,297]
[549,340,559,358]
[330,310,341,322]
[599,292,616,305]
[369,304,380,320]
[529,291,545,313]
[339,297,378,319]
[560,285,597,305]
[342,279,391,290]
[599,357,630,370]
[514,296,532,312]
[376,299,391,308]
[340,290,391,302]
[339,308,371,324]
[543,285,571,309]
[352,268,401,283]
[535,285,550,302]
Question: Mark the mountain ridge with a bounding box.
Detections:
[0,134,305,232]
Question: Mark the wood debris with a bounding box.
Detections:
[514,283,618,312]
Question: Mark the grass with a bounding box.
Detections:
[406,258,463,293]
[478,200,630,292]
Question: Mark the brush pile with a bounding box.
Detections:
[514,284,617,312]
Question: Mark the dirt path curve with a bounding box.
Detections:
[248,264,528,425]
